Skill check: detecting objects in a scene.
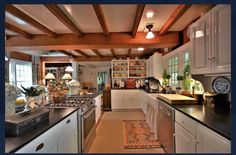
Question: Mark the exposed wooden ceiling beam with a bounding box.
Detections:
[41,55,142,62]
[6,32,179,51]
[159,4,192,35]
[128,48,132,57]
[74,49,89,57]
[110,49,116,57]
[58,50,76,58]
[131,4,145,37]
[92,49,102,57]
[44,4,83,37]
[92,5,109,36]
[5,22,33,39]
[5,5,57,38]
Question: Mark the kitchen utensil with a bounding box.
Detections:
[212,76,230,94]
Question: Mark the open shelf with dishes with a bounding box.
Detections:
[111,59,147,78]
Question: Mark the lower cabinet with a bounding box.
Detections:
[196,123,231,153]
[111,90,142,110]
[175,123,196,153]
[95,94,102,123]
[175,110,231,153]
[15,111,78,153]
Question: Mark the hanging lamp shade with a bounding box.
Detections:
[45,72,56,80]
[62,73,72,80]
[65,66,74,72]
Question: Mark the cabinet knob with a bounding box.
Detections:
[66,119,71,124]
[211,56,215,60]
[36,143,44,152]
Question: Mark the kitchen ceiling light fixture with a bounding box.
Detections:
[65,66,74,72]
[138,47,144,51]
[146,11,154,19]
[62,73,72,80]
[146,24,154,39]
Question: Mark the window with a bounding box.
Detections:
[168,57,178,87]
[184,52,190,68]
[9,59,32,89]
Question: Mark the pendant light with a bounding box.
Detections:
[65,66,74,72]
[146,24,154,39]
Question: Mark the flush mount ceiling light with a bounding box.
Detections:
[138,47,144,51]
[146,10,154,19]
[146,24,154,39]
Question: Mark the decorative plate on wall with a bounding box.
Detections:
[212,76,230,94]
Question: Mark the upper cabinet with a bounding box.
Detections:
[189,5,231,75]
[147,53,163,79]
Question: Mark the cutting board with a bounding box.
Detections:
[157,94,197,105]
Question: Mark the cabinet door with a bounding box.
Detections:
[55,112,78,153]
[111,90,123,109]
[211,5,231,73]
[190,14,211,75]
[140,91,148,115]
[15,127,57,153]
[123,90,141,109]
[95,95,102,123]
[175,123,196,153]
[196,124,231,153]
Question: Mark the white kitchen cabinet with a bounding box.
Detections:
[54,111,78,153]
[15,127,57,153]
[95,94,102,124]
[147,53,163,78]
[190,5,231,75]
[140,90,148,115]
[196,123,231,153]
[111,90,124,109]
[175,122,196,153]
[211,5,231,73]
[111,90,142,110]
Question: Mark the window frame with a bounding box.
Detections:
[168,56,178,87]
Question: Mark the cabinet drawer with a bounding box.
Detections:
[16,127,56,153]
[54,111,77,135]
[175,110,197,136]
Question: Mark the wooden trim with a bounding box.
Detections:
[6,32,179,51]
[131,4,145,37]
[159,4,191,35]
[92,5,109,36]
[92,49,102,57]
[110,49,115,57]
[74,49,89,57]
[58,50,76,58]
[10,51,32,62]
[44,4,83,37]
[5,5,57,38]
[128,48,132,56]
[5,22,33,39]
[40,56,71,62]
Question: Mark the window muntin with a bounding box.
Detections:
[168,57,178,87]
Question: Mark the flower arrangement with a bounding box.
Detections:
[21,85,46,97]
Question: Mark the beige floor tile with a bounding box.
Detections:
[86,111,165,153]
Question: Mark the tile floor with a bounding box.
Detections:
[85,111,165,153]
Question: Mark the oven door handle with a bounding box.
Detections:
[83,106,96,119]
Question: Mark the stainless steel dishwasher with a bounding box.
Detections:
[158,99,175,153]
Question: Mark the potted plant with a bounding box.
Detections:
[182,64,192,96]
[162,69,171,86]
[176,75,184,94]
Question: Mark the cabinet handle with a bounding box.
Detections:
[211,56,215,60]
[36,143,44,152]
[66,119,71,124]
[194,140,200,144]
[207,57,212,61]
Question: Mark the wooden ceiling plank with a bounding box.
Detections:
[44,4,83,37]
[5,5,57,38]
[74,49,89,57]
[58,50,76,58]
[131,4,145,37]
[159,4,192,35]
[92,5,109,36]
[128,48,132,56]
[110,49,116,57]
[6,32,179,51]
[5,22,33,39]
[92,49,102,57]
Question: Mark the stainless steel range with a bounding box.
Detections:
[47,94,96,153]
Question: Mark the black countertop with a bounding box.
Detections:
[157,97,231,140]
[5,107,78,153]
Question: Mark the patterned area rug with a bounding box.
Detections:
[123,120,161,149]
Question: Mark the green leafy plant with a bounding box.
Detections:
[21,85,45,97]
[182,64,191,91]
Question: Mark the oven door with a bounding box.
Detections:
[81,105,96,151]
